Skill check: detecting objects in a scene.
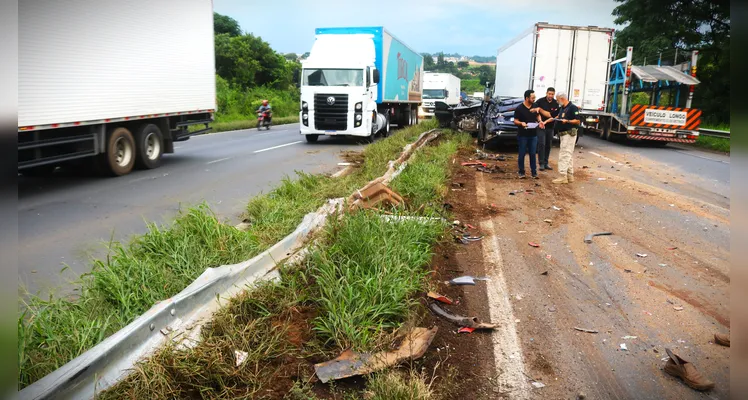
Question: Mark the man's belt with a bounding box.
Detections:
[559,128,577,137]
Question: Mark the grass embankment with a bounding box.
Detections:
[18,119,440,389]
[693,135,730,153]
[209,115,300,133]
[101,126,471,398]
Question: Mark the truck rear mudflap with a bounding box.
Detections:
[627,129,698,144]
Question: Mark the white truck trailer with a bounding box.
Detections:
[419,73,460,118]
[494,23,613,112]
[19,0,216,176]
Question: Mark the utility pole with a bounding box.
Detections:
[686,50,698,108]
[621,46,633,115]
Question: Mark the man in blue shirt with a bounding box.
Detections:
[513,89,545,179]
[552,92,580,184]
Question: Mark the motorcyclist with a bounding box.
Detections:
[257,100,272,119]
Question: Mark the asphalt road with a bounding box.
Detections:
[19,123,364,296]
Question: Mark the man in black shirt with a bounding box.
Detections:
[513,89,544,178]
[552,92,581,184]
[534,87,559,171]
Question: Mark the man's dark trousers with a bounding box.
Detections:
[517,135,538,176]
[537,128,553,168]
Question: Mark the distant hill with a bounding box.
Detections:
[421,53,495,64]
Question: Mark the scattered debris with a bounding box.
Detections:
[350,182,404,211]
[337,162,354,166]
[584,232,613,243]
[574,327,599,334]
[659,263,668,267]
[451,182,464,188]
[548,306,557,312]
[673,306,684,311]
[476,150,507,161]
[668,247,678,250]
[622,336,638,340]
[636,253,648,258]
[597,178,607,181]
[314,327,438,383]
[624,269,633,273]
[620,343,628,351]
[531,381,546,389]
[643,311,653,316]
[458,327,475,334]
[546,255,552,260]
[461,161,487,167]
[235,350,249,367]
[582,165,589,169]
[446,276,490,286]
[427,292,453,305]
[528,242,540,248]
[552,206,563,211]
[714,333,730,347]
[466,223,477,230]
[443,202,453,210]
[428,302,497,329]
[509,190,524,195]
[544,219,553,223]
[541,271,549,275]
[667,299,675,304]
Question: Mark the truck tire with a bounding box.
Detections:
[383,113,391,137]
[603,124,612,141]
[99,126,136,176]
[305,134,319,143]
[134,123,164,169]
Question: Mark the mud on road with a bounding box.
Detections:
[425,142,730,399]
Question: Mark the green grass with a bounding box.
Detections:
[18,120,441,389]
[692,134,730,153]
[98,128,470,399]
[18,205,263,388]
[365,370,435,400]
[309,211,444,350]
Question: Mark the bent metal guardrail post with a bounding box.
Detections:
[20,128,442,400]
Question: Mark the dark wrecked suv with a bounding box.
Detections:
[484,97,523,141]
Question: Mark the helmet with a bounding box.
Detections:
[262,100,269,106]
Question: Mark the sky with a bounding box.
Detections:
[213,0,624,57]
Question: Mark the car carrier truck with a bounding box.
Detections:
[494,22,701,145]
[18,0,216,177]
[299,27,423,143]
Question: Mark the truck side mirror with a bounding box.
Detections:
[445,90,449,97]
[373,69,380,84]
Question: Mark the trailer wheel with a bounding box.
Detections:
[603,124,612,141]
[134,124,164,169]
[305,134,319,143]
[99,126,136,176]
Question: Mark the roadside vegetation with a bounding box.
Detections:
[693,134,730,153]
[102,122,470,398]
[18,119,443,389]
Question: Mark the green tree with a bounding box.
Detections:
[612,0,729,124]
[422,53,435,70]
[213,12,241,36]
[214,33,292,90]
[457,61,469,68]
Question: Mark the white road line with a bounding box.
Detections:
[476,173,530,398]
[588,151,628,166]
[673,149,730,164]
[206,157,232,165]
[253,141,303,154]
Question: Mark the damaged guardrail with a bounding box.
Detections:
[20,128,442,400]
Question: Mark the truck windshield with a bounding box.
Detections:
[423,89,447,99]
[303,69,364,87]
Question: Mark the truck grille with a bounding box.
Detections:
[314,94,348,130]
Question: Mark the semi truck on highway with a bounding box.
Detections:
[494,23,702,145]
[420,73,460,119]
[18,0,216,177]
[299,27,423,143]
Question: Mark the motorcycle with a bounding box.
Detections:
[256,108,272,130]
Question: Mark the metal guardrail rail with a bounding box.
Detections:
[699,128,730,138]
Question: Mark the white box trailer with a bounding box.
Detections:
[494,23,614,112]
[19,0,216,176]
